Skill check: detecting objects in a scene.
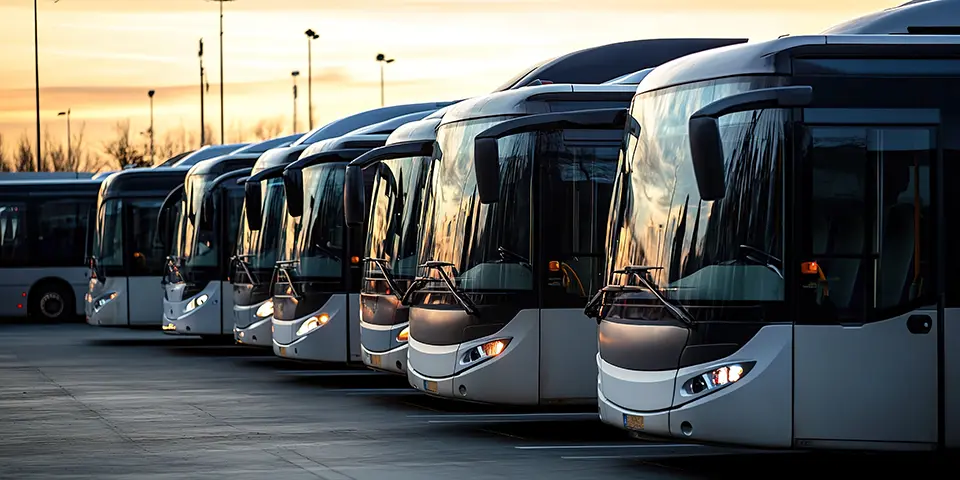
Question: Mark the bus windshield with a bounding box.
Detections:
[181,174,217,269]
[364,155,432,284]
[236,177,287,272]
[97,197,167,275]
[294,163,346,279]
[417,115,535,293]
[605,77,786,307]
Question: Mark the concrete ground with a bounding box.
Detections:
[0,323,945,479]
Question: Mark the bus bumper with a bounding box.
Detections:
[85,278,127,326]
[162,281,223,335]
[406,313,539,405]
[272,294,349,362]
[360,320,408,374]
[596,325,794,448]
[234,298,273,347]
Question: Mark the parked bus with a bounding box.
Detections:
[159,153,263,336]
[0,178,101,320]
[587,0,960,450]
[231,105,455,348]
[85,168,188,326]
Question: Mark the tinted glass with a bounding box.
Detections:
[128,198,165,276]
[298,163,346,278]
[36,199,94,266]
[0,203,27,267]
[99,199,124,267]
[606,77,787,304]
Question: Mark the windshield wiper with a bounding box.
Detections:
[585,265,694,326]
[231,254,257,284]
[400,260,477,315]
[497,246,531,269]
[364,257,404,300]
[274,260,302,298]
[162,255,183,285]
[738,244,783,279]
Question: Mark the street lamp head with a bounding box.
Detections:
[148,90,155,97]
[386,58,395,63]
[292,70,300,77]
[58,112,66,116]
[376,53,385,62]
[305,28,318,38]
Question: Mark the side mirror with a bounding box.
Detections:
[474,107,629,204]
[688,85,813,201]
[200,193,215,225]
[244,181,263,231]
[283,168,304,217]
[344,165,366,227]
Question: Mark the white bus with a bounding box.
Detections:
[588,0,960,450]
[86,168,188,327]
[0,178,100,320]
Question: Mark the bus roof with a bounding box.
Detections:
[172,143,248,167]
[186,152,261,177]
[491,38,748,91]
[153,150,195,168]
[823,0,960,34]
[0,178,102,196]
[99,167,190,199]
[230,133,303,155]
[249,144,308,178]
[0,172,95,181]
[635,34,960,96]
[385,116,444,145]
[439,84,636,127]
[349,110,438,135]
[300,134,390,162]
[291,101,458,146]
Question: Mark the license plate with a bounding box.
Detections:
[623,414,644,430]
[424,380,438,393]
[279,346,287,356]
[369,354,382,367]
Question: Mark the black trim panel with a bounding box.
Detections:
[360,292,408,327]
[408,303,521,346]
[598,318,688,371]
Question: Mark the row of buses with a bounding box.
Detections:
[7,0,958,452]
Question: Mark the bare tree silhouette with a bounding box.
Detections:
[103,120,147,169]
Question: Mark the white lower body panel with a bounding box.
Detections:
[272,294,359,363]
[597,324,794,448]
[360,320,408,374]
[162,281,229,335]
[407,310,541,405]
[234,298,273,347]
[85,276,130,327]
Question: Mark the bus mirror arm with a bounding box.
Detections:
[243,181,263,231]
[474,108,630,205]
[689,86,813,201]
[344,140,437,227]
[282,168,304,218]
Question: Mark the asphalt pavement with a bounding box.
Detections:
[0,322,945,479]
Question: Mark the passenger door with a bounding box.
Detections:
[793,109,940,448]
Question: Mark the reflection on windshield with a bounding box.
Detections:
[364,156,432,282]
[295,163,345,278]
[178,174,216,268]
[236,178,287,271]
[606,77,786,305]
[98,199,124,267]
[418,116,535,292]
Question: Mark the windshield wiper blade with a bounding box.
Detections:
[364,257,404,300]
[401,260,477,315]
[614,265,695,327]
[275,260,302,298]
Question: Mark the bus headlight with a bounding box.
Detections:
[296,313,330,336]
[396,326,409,343]
[681,362,755,396]
[459,338,511,367]
[255,299,274,318]
[184,294,209,313]
[93,292,118,311]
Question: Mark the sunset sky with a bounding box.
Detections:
[0,0,902,164]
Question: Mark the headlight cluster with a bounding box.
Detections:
[296,313,330,336]
[93,292,118,311]
[396,326,409,343]
[681,362,754,396]
[459,338,510,367]
[255,299,274,318]
[184,294,209,313]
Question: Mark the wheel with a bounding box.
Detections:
[30,283,75,322]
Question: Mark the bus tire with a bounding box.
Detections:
[29,282,75,323]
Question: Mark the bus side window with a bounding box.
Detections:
[0,203,27,267]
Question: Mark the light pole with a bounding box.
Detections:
[33,0,42,171]
[57,109,70,167]
[375,53,394,107]
[199,38,206,146]
[305,28,319,131]
[291,71,300,133]
[206,0,234,144]
[148,90,155,164]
